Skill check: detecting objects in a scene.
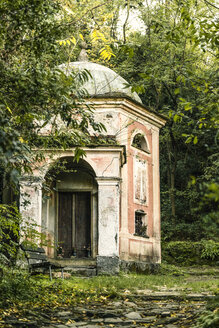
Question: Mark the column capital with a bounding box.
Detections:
[95,176,121,186]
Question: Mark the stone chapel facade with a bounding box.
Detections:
[20,61,166,274]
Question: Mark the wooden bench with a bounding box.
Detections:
[20,244,64,281]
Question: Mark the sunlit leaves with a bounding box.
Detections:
[91,29,107,43]
[91,30,115,61]
[182,134,198,144]
[58,36,76,46]
[99,45,115,60]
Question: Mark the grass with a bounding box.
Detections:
[0,264,218,314]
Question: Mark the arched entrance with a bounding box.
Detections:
[42,157,97,259]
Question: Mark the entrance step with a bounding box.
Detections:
[51,258,97,277]
[64,266,97,277]
[51,258,96,266]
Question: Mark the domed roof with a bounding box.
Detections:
[60,61,142,103]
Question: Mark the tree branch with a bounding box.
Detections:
[60,2,109,28]
[204,0,219,10]
[162,81,177,108]
[123,0,130,44]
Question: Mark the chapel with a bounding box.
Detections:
[19,60,166,274]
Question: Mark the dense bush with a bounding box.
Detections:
[201,240,219,260]
[194,310,219,328]
[193,294,219,328]
[0,204,48,267]
[162,240,219,266]
[0,268,35,307]
[0,204,21,265]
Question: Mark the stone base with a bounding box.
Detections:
[120,260,160,274]
[64,266,97,277]
[97,256,119,275]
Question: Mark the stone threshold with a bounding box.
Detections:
[50,258,96,267]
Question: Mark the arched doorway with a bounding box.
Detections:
[42,157,97,259]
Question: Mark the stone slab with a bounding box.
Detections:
[104,317,123,323]
[125,312,142,319]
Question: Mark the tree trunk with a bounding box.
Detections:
[167,127,177,220]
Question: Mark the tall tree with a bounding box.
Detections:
[110,0,218,240]
[0,0,106,193]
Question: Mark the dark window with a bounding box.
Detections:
[134,211,148,237]
[132,134,148,152]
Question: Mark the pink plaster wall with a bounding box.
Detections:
[127,121,153,237]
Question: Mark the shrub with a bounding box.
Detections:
[193,294,219,328]
[0,203,48,266]
[201,240,219,260]
[162,240,219,266]
[0,268,35,307]
[193,309,219,328]
[0,204,21,265]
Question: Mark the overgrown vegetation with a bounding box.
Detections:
[193,294,219,328]
[0,265,218,310]
[110,0,218,243]
[0,204,47,267]
[162,240,219,266]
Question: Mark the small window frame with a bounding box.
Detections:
[134,210,149,238]
[132,133,150,153]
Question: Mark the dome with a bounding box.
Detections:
[60,61,142,103]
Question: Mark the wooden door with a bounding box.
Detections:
[75,192,91,258]
[58,192,72,258]
[58,192,91,258]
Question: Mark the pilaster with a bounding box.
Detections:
[96,177,120,274]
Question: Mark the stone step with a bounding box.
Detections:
[64,266,97,277]
[123,292,214,301]
[2,293,209,328]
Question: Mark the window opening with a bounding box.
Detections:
[134,210,148,237]
[132,133,148,152]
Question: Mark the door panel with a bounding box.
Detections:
[75,192,91,258]
[58,192,72,258]
[58,192,91,258]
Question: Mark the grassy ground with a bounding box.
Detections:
[0,264,218,312]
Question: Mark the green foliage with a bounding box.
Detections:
[109,0,218,241]
[0,205,21,265]
[0,0,106,189]
[162,241,201,265]
[0,265,218,312]
[162,241,219,266]
[194,292,219,328]
[201,240,219,260]
[0,269,34,307]
[162,220,203,242]
[0,204,46,266]
[193,310,219,328]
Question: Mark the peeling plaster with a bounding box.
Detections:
[19,92,165,270]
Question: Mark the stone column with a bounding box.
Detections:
[19,176,43,233]
[96,177,120,274]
